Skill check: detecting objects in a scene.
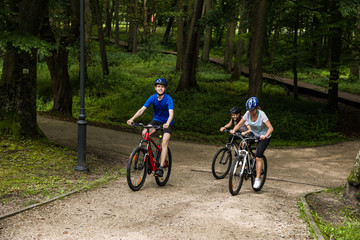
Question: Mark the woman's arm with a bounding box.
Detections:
[230,118,245,134]
[260,120,274,140]
[241,124,252,136]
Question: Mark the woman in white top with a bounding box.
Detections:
[230,97,274,189]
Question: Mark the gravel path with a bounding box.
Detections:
[1,116,359,240]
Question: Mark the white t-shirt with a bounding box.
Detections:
[243,110,271,138]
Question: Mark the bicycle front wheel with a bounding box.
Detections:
[127,146,147,191]
[251,155,267,192]
[155,148,172,186]
[228,156,245,195]
[212,147,232,179]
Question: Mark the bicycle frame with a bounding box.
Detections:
[235,136,257,177]
[139,129,162,172]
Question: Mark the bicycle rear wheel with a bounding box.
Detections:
[228,156,245,195]
[212,147,232,179]
[155,148,172,186]
[127,146,147,191]
[251,155,267,192]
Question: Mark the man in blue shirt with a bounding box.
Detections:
[127,78,174,177]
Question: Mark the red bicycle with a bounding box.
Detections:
[126,123,172,191]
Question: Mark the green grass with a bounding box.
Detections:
[310,188,360,240]
[35,45,352,147]
[0,136,125,207]
[277,67,360,95]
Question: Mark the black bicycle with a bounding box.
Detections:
[228,134,267,195]
[212,129,243,179]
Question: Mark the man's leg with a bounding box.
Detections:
[159,132,171,167]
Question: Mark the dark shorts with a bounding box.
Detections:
[254,137,270,158]
[149,120,173,135]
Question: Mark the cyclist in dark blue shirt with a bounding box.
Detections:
[127,78,174,177]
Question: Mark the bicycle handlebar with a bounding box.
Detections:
[221,129,261,141]
[131,122,164,130]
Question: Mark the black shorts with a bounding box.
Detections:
[149,120,173,135]
[254,137,270,158]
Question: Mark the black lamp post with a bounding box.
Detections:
[76,0,89,171]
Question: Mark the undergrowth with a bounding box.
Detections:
[36,45,351,147]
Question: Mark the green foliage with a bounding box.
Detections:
[35,37,351,147]
[312,208,360,240]
[278,67,360,95]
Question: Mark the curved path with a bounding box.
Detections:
[0,116,359,239]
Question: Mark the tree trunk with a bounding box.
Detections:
[176,0,204,91]
[350,50,359,80]
[346,147,360,201]
[350,21,360,80]
[45,48,73,114]
[327,0,342,110]
[0,0,48,138]
[104,0,112,39]
[232,20,247,81]
[115,0,120,46]
[224,21,236,73]
[311,14,321,68]
[91,0,110,75]
[40,1,80,114]
[269,16,281,65]
[248,0,267,99]
[162,17,174,44]
[127,0,138,54]
[143,0,150,42]
[176,0,185,71]
[201,0,213,62]
[293,4,299,100]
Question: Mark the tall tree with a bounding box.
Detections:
[177,0,204,91]
[327,0,342,110]
[223,0,239,73]
[248,0,268,98]
[350,20,360,80]
[128,0,139,53]
[40,0,80,114]
[115,0,120,45]
[232,9,248,81]
[91,0,110,75]
[201,0,213,62]
[176,0,186,71]
[0,0,48,138]
[292,0,300,100]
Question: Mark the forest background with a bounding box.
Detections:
[1,0,360,239]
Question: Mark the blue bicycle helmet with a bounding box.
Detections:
[154,78,168,87]
[246,97,259,110]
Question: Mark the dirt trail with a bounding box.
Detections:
[1,116,359,239]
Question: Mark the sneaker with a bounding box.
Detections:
[253,178,261,189]
[155,166,164,177]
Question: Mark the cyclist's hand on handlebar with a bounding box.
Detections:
[229,129,235,134]
[241,132,246,136]
[127,119,134,126]
[163,123,169,129]
[220,127,226,132]
[260,135,266,140]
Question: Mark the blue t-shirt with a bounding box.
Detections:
[144,94,174,125]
